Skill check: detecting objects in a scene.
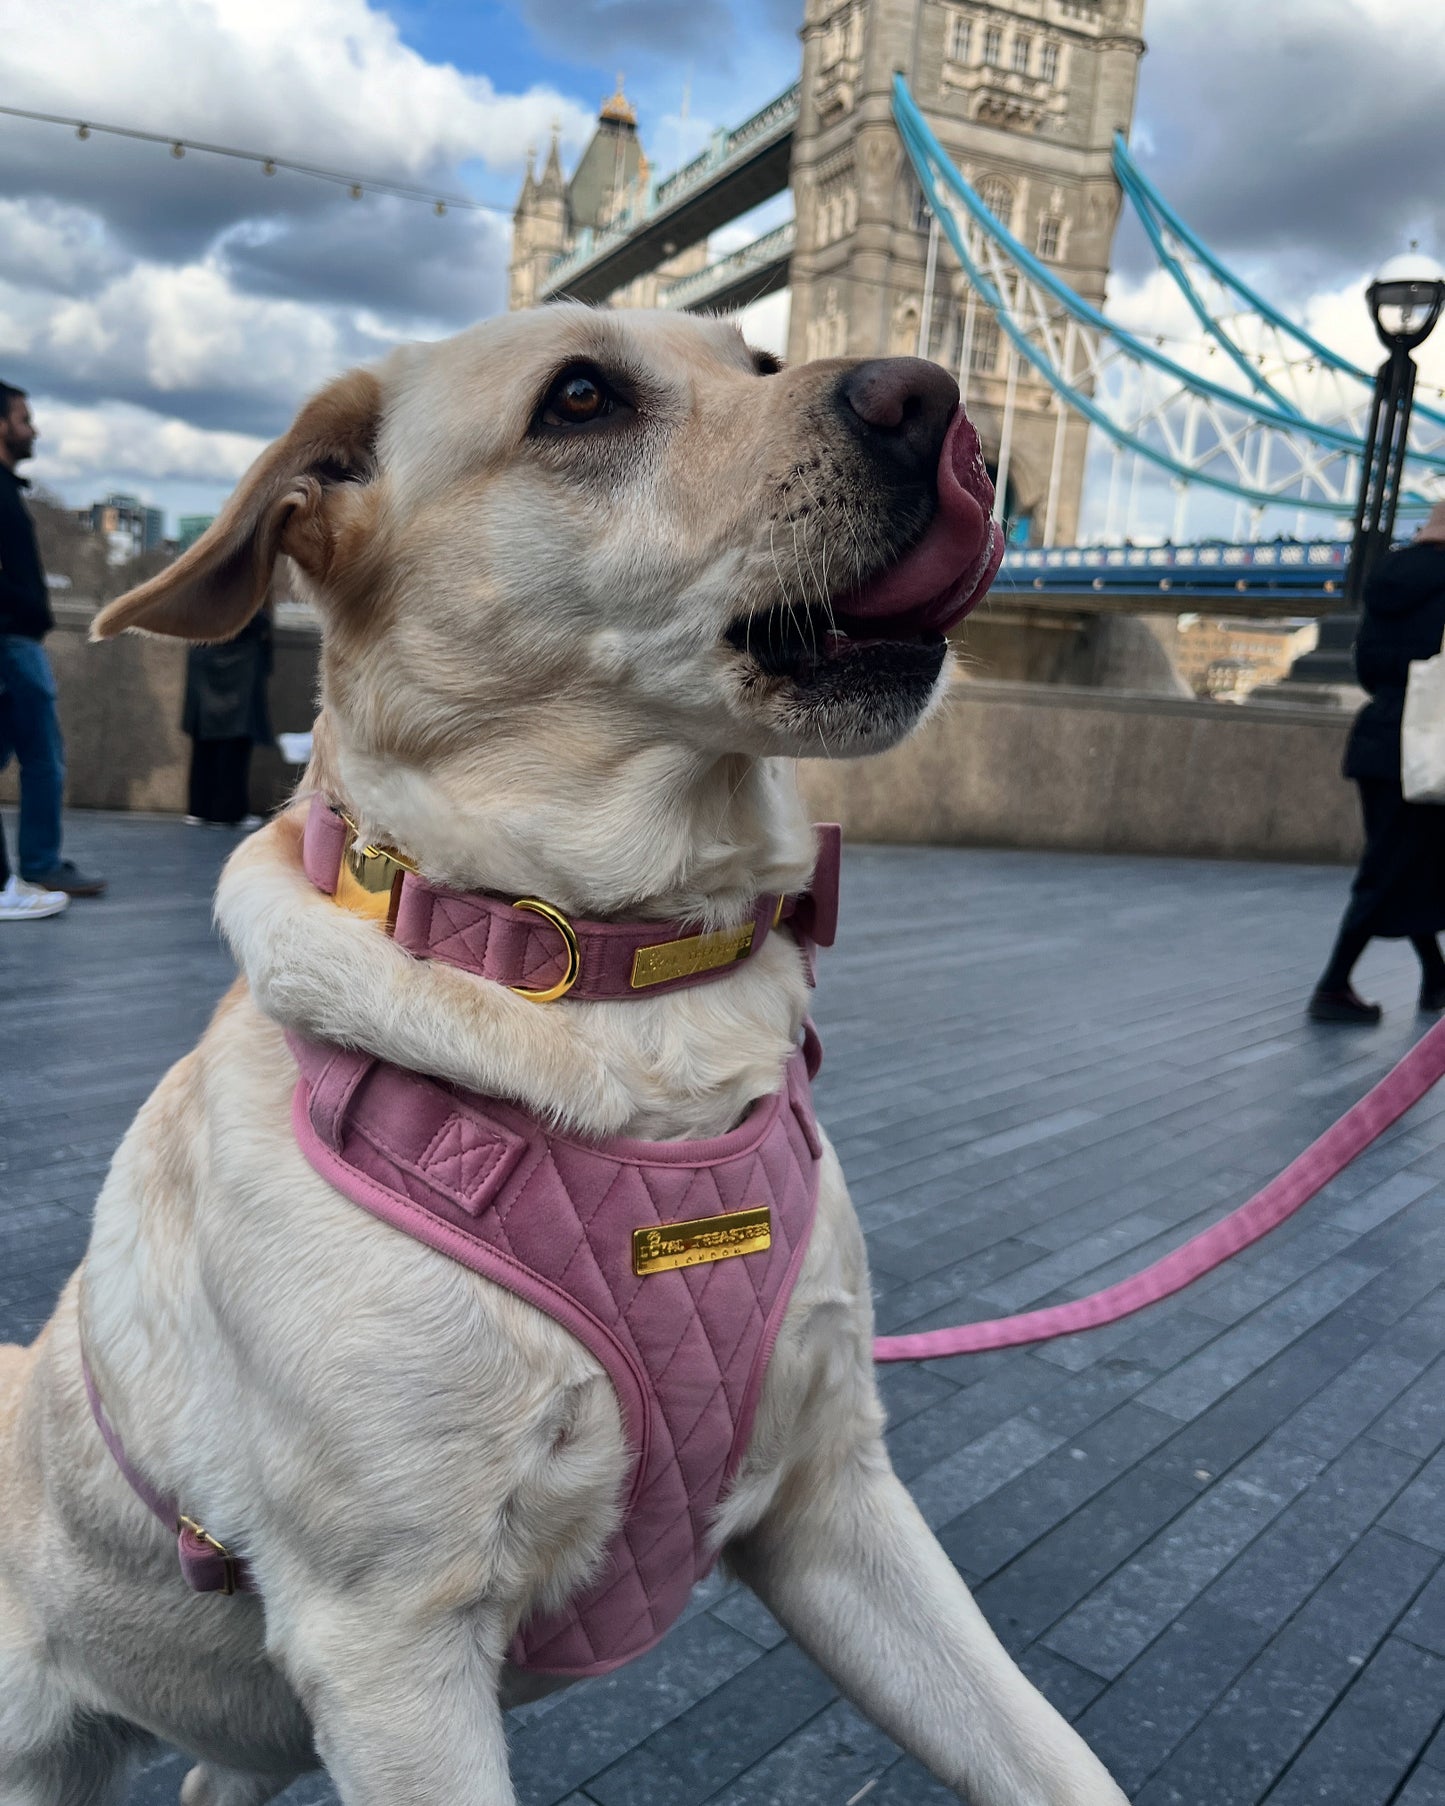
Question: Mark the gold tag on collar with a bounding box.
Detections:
[333,818,417,932]
[630,921,757,990]
[633,1207,772,1276]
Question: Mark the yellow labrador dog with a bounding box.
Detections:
[0,307,1126,1806]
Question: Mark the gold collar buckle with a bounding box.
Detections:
[334,813,418,934]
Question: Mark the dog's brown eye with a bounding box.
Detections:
[557,376,603,419]
[541,366,614,427]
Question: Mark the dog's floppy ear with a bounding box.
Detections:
[92,368,382,643]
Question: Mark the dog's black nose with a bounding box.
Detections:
[837,358,960,481]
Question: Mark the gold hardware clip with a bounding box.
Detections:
[333,813,418,934]
[178,1514,239,1597]
[509,898,582,1003]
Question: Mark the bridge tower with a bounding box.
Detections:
[791,0,1144,543]
[510,82,708,313]
[509,132,569,315]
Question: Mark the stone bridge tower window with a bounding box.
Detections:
[977,175,1015,233]
[983,24,1003,64]
[1011,33,1032,73]
[969,317,1001,376]
[946,11,972,63]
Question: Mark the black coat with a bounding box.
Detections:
[1343,542,1445,782]
[182,612,274,745]
[0,466,53,640]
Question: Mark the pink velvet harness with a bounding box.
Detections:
[84,823,838,1678]
[286,1027,824,1674]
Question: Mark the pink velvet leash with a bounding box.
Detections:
[873,1016,1445,1363]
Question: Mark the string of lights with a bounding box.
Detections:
[0,102,512,217]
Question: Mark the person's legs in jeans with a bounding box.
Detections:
[0,635,63,879]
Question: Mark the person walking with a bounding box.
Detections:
[182,607,273,828]
[1310,502,1445,1022]
[0,379,106,919]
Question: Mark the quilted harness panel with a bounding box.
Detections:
[288,1029,824,1677]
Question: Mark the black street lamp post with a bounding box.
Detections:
[1287,251,1445,689]
[1346,253,1445,603]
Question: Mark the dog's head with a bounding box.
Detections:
[96,306,1001,775]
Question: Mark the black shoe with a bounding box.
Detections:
[1308,986,1382,1024]
[1421,981,1445,1013]
[23,860,107,898]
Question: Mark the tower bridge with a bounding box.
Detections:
[513,0,1445,563]
[512,0,1147,550]
[536,84,800,307]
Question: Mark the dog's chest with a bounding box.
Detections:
[288,1031,824,1676]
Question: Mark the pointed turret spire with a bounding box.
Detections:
[515,145,538,217]
[540,124,565,195]
[599,73,636,127]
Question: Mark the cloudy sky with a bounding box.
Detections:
[3,0,1444,537]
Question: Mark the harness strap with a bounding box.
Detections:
[81,1346,253,1596]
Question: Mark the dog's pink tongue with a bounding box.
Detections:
[843,408,1005,631]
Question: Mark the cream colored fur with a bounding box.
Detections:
[0,308,1126,1806]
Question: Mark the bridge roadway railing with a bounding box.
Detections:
[541,83,799,305]
[659,220,796,314]
[996,541,1351,619]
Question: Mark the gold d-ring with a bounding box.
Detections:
[510,899,581,1003]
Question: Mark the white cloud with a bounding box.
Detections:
[0,0,600,524]
[29,398,267,489]
[0,197,125,297]
[3,0,593,183]
[0,240,384,437]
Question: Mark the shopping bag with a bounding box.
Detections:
[1401,643,1445,801]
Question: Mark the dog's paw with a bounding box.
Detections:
[180,1763,296,1806]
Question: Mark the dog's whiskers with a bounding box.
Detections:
[789,464,842,640]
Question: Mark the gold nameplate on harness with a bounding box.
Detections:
[630,922,757,990]
[633,1207,772,1276]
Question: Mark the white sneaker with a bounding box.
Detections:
[0,874,69,920]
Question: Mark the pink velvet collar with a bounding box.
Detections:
[301,794,840,1002]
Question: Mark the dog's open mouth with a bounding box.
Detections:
[724,605,951,689]
[725,406,1005,697]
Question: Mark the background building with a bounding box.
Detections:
[89,493,165,563]
[1170,616,1320,700]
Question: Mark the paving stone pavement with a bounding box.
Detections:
[4,811,1445,1805]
